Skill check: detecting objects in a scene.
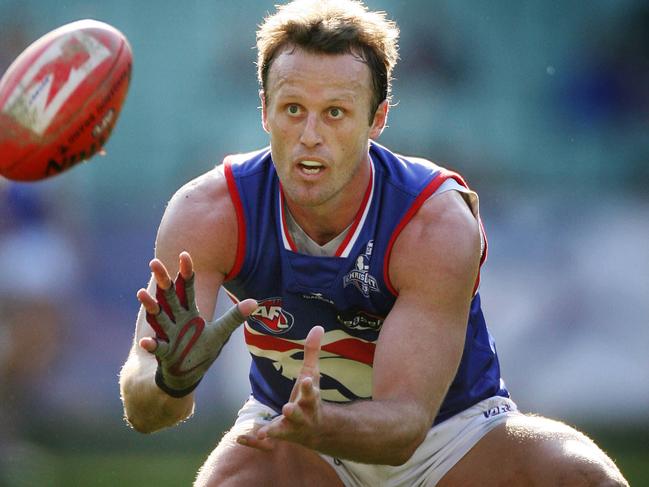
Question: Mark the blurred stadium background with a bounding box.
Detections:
[0,0,647,485]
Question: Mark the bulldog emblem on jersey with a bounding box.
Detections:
[249,298,295,334]
[343,240,380,297]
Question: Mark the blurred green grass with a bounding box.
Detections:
[59,452,204,486]
[1,451,203,487]
[3,426,647,486]
[58,446,647,486]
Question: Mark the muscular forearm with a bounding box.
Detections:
[119,350,194,433]
[312,398,431,465]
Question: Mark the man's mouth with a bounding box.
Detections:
[299,160,324,175]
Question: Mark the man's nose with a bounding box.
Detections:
[299,113,323,148]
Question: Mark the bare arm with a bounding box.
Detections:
[243,190,481,465]
[119,167,245,433]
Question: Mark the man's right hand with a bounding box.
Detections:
[137,251,257,398]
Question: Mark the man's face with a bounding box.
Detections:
[262,46,387,209]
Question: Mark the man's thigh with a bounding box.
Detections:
[194,424,344,487]
[438,414,628,487]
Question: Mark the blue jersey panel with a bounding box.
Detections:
[222,142,509,424]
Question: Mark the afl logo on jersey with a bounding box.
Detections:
[249,298,295,334]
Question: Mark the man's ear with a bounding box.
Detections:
[369,100,389,140]
[260,90,269,133]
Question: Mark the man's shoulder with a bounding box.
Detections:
[161,165,236,236]
[388,190,482,296]
[173,166,228,208]
[370,142,445,193]
[155,165,239,276]
[222,147,273,175]
[162,145,271,231]
[371,141,439,168]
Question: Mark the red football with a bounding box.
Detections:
[0,19,132,181]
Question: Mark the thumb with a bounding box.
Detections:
[139,337,158,353]
[139,337,170,358]
[237,298,258,318]
[211,299,258,337]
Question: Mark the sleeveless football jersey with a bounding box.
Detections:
[222,141,509,425]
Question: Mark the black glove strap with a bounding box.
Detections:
[155,368,202,398]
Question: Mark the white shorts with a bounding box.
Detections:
[234,395,520,487]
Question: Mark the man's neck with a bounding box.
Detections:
[284,159,371,246]
[284,207,351,256]
[285,196,354,246]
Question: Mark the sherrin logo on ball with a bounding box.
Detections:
[0,19,132,181]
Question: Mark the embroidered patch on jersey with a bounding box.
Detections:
[249,298,295,334]
[343,240,379,297]
[337,310,384,331]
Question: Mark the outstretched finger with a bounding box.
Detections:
[236,433,275,452]
[257,416,289,440]
[236,422,277,451]
[138,287,174,341]
[150,259,173,290]
[298,376,317,402]
[289,327,323,402]
[176,253,196,311]
[137,288,159,315]
[302,325,324,381]
[149,258,182,320]
[179,251,194,279]
[290,377,318,421]
[282,400,306,425]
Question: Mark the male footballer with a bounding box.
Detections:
[120,1,628,485]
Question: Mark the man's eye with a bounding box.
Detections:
[329,107,343,119]
[287,104,300,115]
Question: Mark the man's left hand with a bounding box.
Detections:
[237,325,325,451]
